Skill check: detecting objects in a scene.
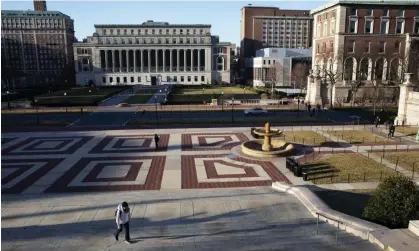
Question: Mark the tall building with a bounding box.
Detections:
[1,10,75,89]
[240,5,312,58]
[74,20,231,86]
[307,0,419,106]
[34,0,47,12]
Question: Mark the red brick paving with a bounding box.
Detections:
[2,158,65,194]
[182,133,249,151]
[181,154,290,189]
[89,134,169,154]
[204,160,259,179]
[44,156,166,193]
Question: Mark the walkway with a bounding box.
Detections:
[145,84,171,105]
[98,86,139,107]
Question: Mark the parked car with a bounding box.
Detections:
[279,98,289,105]
[293,96,305,103]
[244,107,268,116]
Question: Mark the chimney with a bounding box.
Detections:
[34,0,47,11]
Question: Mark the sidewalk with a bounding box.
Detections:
[146,84,171,104]
[98,87,138,106]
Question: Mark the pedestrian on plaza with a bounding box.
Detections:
[316,104,321,113]
[374,116,380,128]
[388,124,396,138]
[307,103,312,112]
[114,201,131,244]
[154,133,160,150]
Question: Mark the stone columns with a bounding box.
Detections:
[112,50,115,72]
[198,49,201,71]
[310,70,323,105]
[126,50,129,73]
[191,49,194,71]
[119,50,122,72]
[148,50,151,72]
[177,50,180,71]
[395,73,414,126]
[140,50,143,72]
[105,50,108,72]
[184,49,187,72]
[133,50,136,72]
[163,49,166,72]
[155,49,159,72]
[305,70,313,104]
[170,49,173,72]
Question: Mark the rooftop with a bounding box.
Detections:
[311,0,419,14]
[95,21,211,28]
[241,5,279,10]
[1,10,71,19]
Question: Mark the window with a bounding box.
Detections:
[380,20,388,34]
[367,9,373,16]
[396,21,403,34]
[364,41,370,53]
[131,29,134,35]
[324,23,328,36]
[350,8,357,16]
[365,20,373,33]
[181,76,184,82]
[415,21,419,33]
[395,41,400,52]
[330,42,334,52]
[110,77,113,83]
[331,20,335,34]
[110,29,113,34]
[194,76,198,81]
[348,40,355,53]
[187,76,191,82]
[173,76,177,82]
[130,77,134,82]
[173,29,176,34]
[123,77,127,83]
[383,9,389,16]
[325,13,328,20]
[180,29,183,34]
[138,76,141,82]
[380,41,386,53]
[152,29,155,34]
[398,9,404,17]
[349,20,357,33]
[317,43,320,53]
[201,76,205,81]
[316,24,321,37]
[102,77,106,83]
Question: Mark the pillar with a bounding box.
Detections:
[133,50,137,72]
[148,50,151,72]
[305,70,313,104]
[308,70,323,105]
[395,73,414,126]
[112,50,115,72]
[163,49,166,72]
[119,50,122,72]
[191,49,194,71]
[156,49,159,72]
[170,49,173,72]
[105,50,109,72]
[126,50,129,73]
[198,49,201,71]
[184,49,187,72]
[140,50,143,72]
[177,50,180,71]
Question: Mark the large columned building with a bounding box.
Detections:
[74,20,231,86]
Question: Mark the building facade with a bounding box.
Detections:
[240,5,312,58]
[1,9,75,89]
[308,0,419,106]
[74,21,231,86]
[248,48,312,87]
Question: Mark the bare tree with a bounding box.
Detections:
[346,58,373,107]
[291,59,311,89]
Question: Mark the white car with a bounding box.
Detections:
[244,107,268,116]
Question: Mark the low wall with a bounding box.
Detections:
[406,91,419,125]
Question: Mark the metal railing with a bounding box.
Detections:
[316,212,344,244]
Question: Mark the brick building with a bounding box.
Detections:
[307,0,419,106]
[1,6,75,89]
[240,5,313,58]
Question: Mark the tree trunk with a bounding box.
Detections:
[329,83,333,109]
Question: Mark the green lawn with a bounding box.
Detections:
[124,94,153,104]
[35,87,128,106]
[167,85,260,105]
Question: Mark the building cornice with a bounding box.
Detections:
[94,24,211,28]
[310,0,419,15]
[1,10,71,19]
[253,16,314,20]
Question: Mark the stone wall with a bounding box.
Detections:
[395,73,419,126]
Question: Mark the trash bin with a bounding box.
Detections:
[294,163,302,177]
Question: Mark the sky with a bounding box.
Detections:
[1,0,329,45]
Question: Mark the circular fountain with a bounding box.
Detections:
[241,122,295,157]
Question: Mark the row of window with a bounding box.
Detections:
[102,28,205,36]
[263,20,310,25]
[316,40,402,54]
[96,37,208,45]
[348,8,415,17]
[102,75,206,84]
[348,19,419,34]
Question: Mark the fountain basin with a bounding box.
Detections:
[253,128,283,137]
[241,139,295,157]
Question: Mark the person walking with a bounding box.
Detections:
[374,116,380,128]
[388,124,396,138]
[114,201,131,244]
[154,133,160,150]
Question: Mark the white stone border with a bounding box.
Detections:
[271,181,393,250]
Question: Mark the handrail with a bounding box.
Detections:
[316,212,344,244]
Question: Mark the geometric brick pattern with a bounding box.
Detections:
[44,156,166,193]
[181,154,290,189]
[182,133,249,151]
[1,136,93,156]
[1,158,64,194]
[1,137,18,145]
[89,134,170,154]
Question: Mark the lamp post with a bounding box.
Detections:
[231,97,234,123]
[64,92,67,112]
[297,98,300,118]
[154,96,158,127]
[6,90,11,110]
[35,99,40,125]
[221,91,224,112]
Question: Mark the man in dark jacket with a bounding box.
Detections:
[114,201,131,244]
[154,134,160,150]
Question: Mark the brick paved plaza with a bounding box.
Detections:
[2,125,418,250]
